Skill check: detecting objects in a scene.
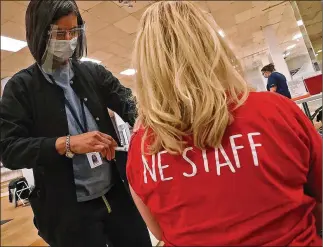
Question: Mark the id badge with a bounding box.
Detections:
[86,152,103,169]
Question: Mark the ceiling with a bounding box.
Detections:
[1,1,321,89]
[296,1,322,60]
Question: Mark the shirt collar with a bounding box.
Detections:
[37,59,72,84]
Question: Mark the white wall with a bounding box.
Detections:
[244,67,266,92]
[286,54,315,78]
[286,55,310,71]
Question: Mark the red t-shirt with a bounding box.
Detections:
[127,92,322,246]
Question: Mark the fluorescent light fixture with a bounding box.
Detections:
[80,57,101,64]
[218,30,225,38]
[318,50,322,53]
[120,69,136,76]
[292,33,302,40]
[286,44,296,50]
[1,36,27,52]
[297,20,303,26]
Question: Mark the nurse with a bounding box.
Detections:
[261,63,292,99]
[0,1,151,247]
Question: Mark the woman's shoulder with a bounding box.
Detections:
[240,91,299,118]
[130,126,147,148]
[128,126,156,163]
[247,91,292,105]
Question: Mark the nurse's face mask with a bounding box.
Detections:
[41,14,86,72]
[47,36,78,62]
[262,71,271,78]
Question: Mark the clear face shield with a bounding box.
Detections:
[41,24,86,73]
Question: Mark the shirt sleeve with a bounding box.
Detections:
[287,99,322,203]
[267,73,278,89]
[303,124,322,203]
[0,77,65,170]
[94,64,137,127]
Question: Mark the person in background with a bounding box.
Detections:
[0,1,151,247]
[126,1,322,246]
[261,63,292,99]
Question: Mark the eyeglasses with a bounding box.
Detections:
[48,27,84,40]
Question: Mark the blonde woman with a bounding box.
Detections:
[126,1,322,246]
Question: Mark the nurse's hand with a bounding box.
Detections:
[71,131,117,160]
[56,131,117,160]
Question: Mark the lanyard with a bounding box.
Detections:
[48,74,88,133]
[65,98,88,133]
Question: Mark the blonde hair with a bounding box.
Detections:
[133,1,250,154]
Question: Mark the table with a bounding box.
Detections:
[294,93,322,119]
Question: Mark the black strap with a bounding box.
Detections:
[65,98,88,133]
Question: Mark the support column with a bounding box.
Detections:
[262,25,292,81]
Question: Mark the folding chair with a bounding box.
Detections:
[15,180,31,207]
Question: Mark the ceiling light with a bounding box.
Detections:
[297,20,303,26]
[1,36,27,52]
[218,30,225,38]
[318,50,322,53]
[286,44,296,50]
[80,57,102,64]
[292,33,302,40]
[120,69,136,76]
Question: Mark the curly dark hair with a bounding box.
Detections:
[261,63,275,73]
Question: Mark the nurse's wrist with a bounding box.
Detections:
[55,136,67,155]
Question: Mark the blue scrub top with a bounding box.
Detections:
[266,72,292,99]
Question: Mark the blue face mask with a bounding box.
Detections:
[47,37,78,62]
